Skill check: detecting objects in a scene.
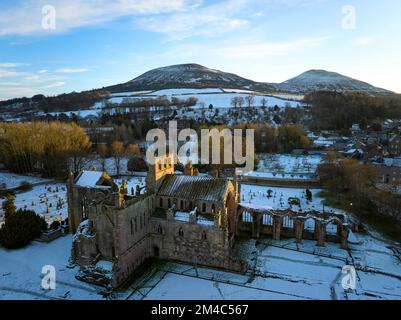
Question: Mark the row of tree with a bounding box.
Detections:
[231,95,268,108]
[234,123,310,153]
[105,96,198,112]
[0,122,92,178]
[307,91,401,130]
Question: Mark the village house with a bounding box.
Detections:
[389,134,401,156]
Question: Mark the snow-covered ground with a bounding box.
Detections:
[118,231,401,300]
[114,177,146,195]
[0,235,103,300]
[0,171,51,190]
[240,184,343,214]
[0,183,67,225]
[105,92,300,110]
[1,167,400,300]
[257,153,325,174]
[0,171,67,225]
[1,215,401,300]
[149,88,224,95]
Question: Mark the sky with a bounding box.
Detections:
[0,0,400,100]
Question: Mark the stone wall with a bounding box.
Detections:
[150,218,243,273]
[112,196,155,287]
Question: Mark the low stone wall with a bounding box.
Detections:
[240,177,320,188]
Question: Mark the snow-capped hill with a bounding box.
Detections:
[129,63,255,86]
[107,64,259,92]
[275,69,392,95]
[106,65,393,95]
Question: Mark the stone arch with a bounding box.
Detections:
[262,213,273,225]
[326,220,338,235]
[241,211,253,222]
[153,245,160,257]
[282,215,294,229]
[304,217,315,232]
[211,203,216,213]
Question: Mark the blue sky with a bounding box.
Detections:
[0,0,400,100]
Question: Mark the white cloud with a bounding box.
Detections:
[354,37,375,47]
[0,0,193,36]
[0,69,21,78]
[0,63,68,99]
[137,0,250,40]
[0,62,27,68]
[42,81,66,89]
[55,68,89,73]
[215,36,331,59]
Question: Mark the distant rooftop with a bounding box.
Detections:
[75,170,111,189]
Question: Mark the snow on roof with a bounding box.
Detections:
[383,157,401,167]
[75,171,109,188]
[157,175,229,202]
[95,260,113,272]
[239,202,274,212]
[243,171,315,180]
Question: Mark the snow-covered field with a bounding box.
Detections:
[0,171,51,190]
[0,235,103,300]
[2,231,400,300]
[102,88,303,114]
[1,169,400,300]
[240,184,340,213]
[0,183,67,225]
[257,153,325,174]
[115,231,401,300]
[0,172,67,225]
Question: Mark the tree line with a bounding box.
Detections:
[306,91,401,130]
[104,96,198,112]
[0,122,92,178]
[235,123,310,153]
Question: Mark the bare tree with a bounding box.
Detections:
[245,95,255,108]
[231,97,239,108]
[97,143,109,172]
[237,97,245,108]
[261,97,268,108]
[111,140,125,177]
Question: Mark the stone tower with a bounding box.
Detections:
[146,153,175,193]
